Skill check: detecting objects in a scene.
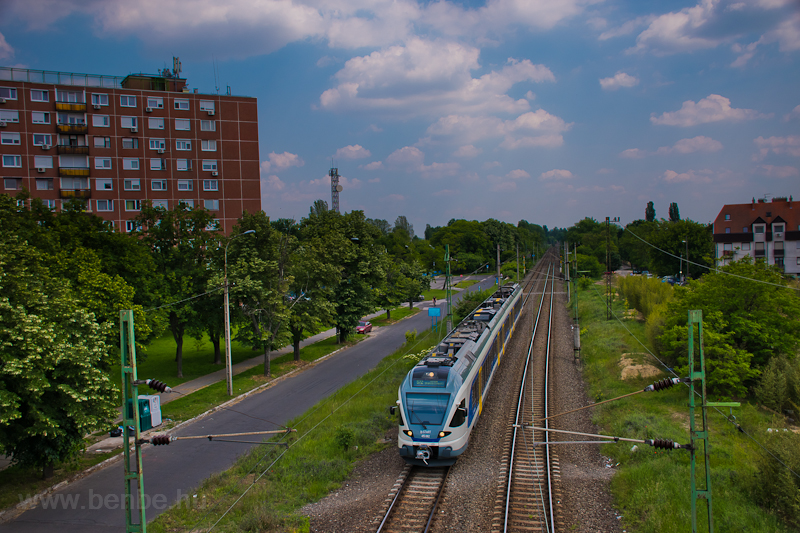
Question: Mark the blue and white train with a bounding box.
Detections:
[393,283,523,466]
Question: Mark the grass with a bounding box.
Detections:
[370,306,420,327]
[454,279,478,289]
[574,280,794,532]
[422,288,447,300]
[148,328,445,533]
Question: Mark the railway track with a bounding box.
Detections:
[375,465,450,533]
[375,256,552,533]
[493,258,562,532]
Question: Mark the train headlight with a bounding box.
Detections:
[438,431,451,438]
[405,430,413,437]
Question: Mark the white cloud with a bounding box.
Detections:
[540,169,573,180]
[383,193,406,203]
[0,31,14,61]
[334,144,371,160]
[662,169,713,183]
[598,15,655,41]
[362,161,384,170]
[483,161,502,169]
[427,109,571,149]
[262,174,285,191]
[260,151,304,173]
[658,136,724,154]
[499,134,564,150]
[453,145,482,158]
[783,105,800,122]
[758,165,799,178]
[628,1,724,56]
[599,71,639,90]
[651,95,769,127]
[432,188,459,196]
[506,169,531,180]
[620,148,647,159]
[753,135,800,160]
[386,146,425,166]
[320,41,554,116]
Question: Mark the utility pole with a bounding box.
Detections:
[121,310,146,533]
[565,241,570,302]
[445,244,453,333]
[516,243,520,283]
[496,243,501,285]
[605,217,619,320]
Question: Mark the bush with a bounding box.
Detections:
[453,287,494,323]
[755,355,800,414]
[617,275,673,320]
[751,432,800,528]
[333,425,355,453]
[404,329,417,344]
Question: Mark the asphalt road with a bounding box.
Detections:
[0,276,499,533]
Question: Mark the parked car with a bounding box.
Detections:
[356,321,372,334]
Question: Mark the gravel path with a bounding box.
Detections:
[303,267,622,532]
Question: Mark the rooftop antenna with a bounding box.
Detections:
[172,56,182,78]
[329,162,342,213]
[213,56,220,95]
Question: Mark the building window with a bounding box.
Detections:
[200,120,216,131]
[34,155,53,168]
[724,214,730,220]
[201,139,217,151]
[151,180,167,191]
[179,199,194,208]
[725,227,731,234]
[1,132,21,145]
[124,179,141,191]
[723,243,732,251]
[122,158,140,170]
[741,242,750,251]
[773,224,784,233]
[32,134,52,147]
[96,199,113,211]
[149,138,166,150]
[95,157,112,169]
[754,225,765,234]
[176,139,191,151]
[150,158,164,170]
[4,178,21,190]
[148,118,164,130]
[30,89,49,102]
[175,119,191,131]
[203,180,218,191]
[122,138,139,149]
[147,97,164,109]
[202,160,218,172]
[57,112,85,125]
[60,177,88,190]
[0,110,19,126]
[120,95,137,107]
[199,100,215,112]
[125,200,142,211]
[91,94,108,106]
[29,111,47,124]
[743,227,748,232]
[42,199,56,210]
[94,136,111,148]
[174,99,190,110]
[204,199,219,211]
[125,220,138,232]
[797,258,800,266]
[755,242,765,256]
[95,179,113,191]
[36,178,54,190]
[93,115,110,127]
[152,200,168,209]
[2,155,21,168]
[176,159,191,171]
[57,90,84,104]
[177,179,193,191]
[121,116,138,129]
[0,87,18,100]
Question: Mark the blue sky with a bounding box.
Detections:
[1,0,798,232]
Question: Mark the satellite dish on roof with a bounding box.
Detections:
[336,185,343,192]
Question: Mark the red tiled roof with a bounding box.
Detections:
[713,198,798,235]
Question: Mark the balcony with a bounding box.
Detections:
[59,189,91,200]
[55,102,86,112]
[774,248,784,257]
[59,166,90,177]
[57,145,89,155]
[57,124,88,134]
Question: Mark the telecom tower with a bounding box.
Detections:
[329,167,342,213]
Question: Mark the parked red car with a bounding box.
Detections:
[356,321,372,334]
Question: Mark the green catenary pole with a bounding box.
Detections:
[445,244,453,333]
[121,310,146,532]
[687,309,713,533]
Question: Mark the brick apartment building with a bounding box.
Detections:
[0,66,260,234]
[712,196,799,276]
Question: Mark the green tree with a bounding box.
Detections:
[645,201,656,222]
[657,258,800,394]
[0,236,117,477]
[647,219,713,277]
[136,203,219,377]
[397,260,430,309]
[619,220,656,272]
[668,202,680,222]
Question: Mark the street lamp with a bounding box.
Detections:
[224,229,256,396]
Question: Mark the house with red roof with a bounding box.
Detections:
[712,196,799,275]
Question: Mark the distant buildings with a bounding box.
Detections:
[0,65,260,234]
[712,196,799,275]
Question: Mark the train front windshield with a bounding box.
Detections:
[405,393,450,425]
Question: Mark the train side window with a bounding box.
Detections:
[449,400,467,427]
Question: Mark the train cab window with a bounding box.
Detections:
[405,393,450,425]
[412,366,449,387]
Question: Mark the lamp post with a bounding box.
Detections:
[224,229,255,396]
